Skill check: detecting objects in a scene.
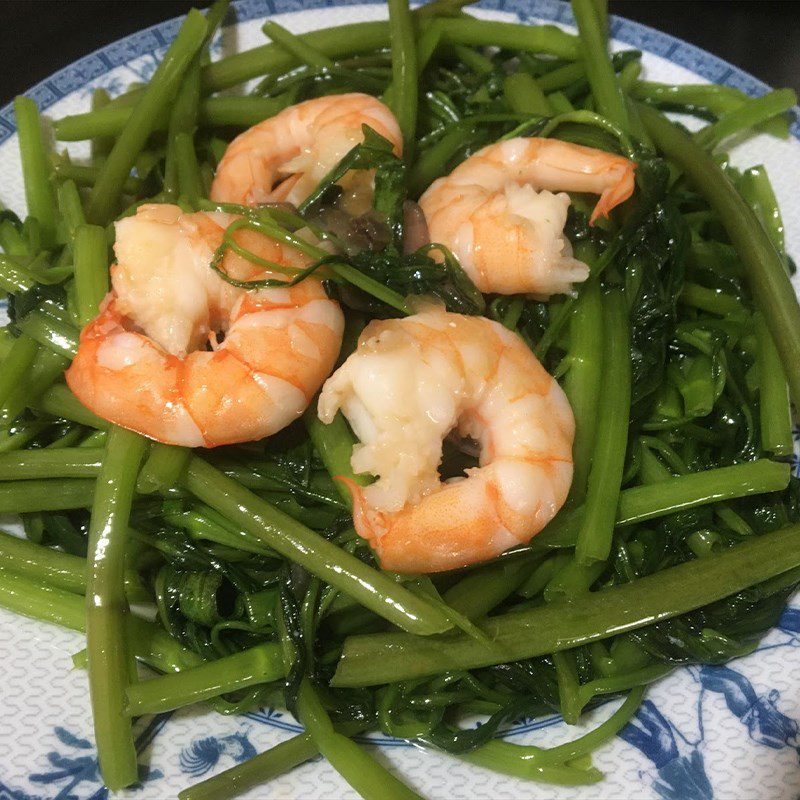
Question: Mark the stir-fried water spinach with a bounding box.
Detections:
[1,0,799,796]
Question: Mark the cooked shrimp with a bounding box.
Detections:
[66,204,344,447]
[318,307,574,573]
[210,93,402,209]
[418,137,636,296]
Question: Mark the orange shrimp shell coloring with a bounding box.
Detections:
[418,137,636,296]
[210,92,403,207]
[66,204,344,447]
[318,308,575,573]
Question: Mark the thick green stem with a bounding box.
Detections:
[638,103,800,407]
[503,72,552,116]
[632,81,753,114]
[441,18,578,58]
[563,274,603,504]
[0,568,85,630]
[679,282,744,316]
[178,731,319,800]
[0,334,39,409]
[202,19,577,91]
[630,81,787,139]
[552,649,583,723]
[590,0,609,37]
[0,528,147,601]
[738,165,785,254]
[543,558,605,603]
[54,161,144,195]
[535,459,790,550]
[56,179,87,237]
[56,95,291,141]
[178,717,363,800]
[754,312,793,457]
[0,348,68,427]
[0,529,87,594]
[137,444,191,494]
[538,61,585,93]
[16,309,78,359]
[90,88,114,164]
[574,288,630,566]
[548,91,575,114]
[73,224,110,326]
[202,95,294,127]
[304,408,370,507]
[125,643,284,715]
[164,43,202,200]
[295,679,423,800]
[32,384,109,429]
[695,88,796,149]
[416,19,444,74]
[203,21,390,91]
[0,447,103,480]
[518,552,572,598]
[332,522,800,686]
[570,0,629,131]
[443,557,535,619]
[387,0,418,159]
[183,457,452,635]
[86,11,208,223]
[262,20,334,68]
[409,126,483,198]
[85,427,147,791]
[0,478,96,513]
[14,96,57,247]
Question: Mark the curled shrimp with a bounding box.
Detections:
[418,137,636,296]
[318,307,574,573]
[66,204,344,447]
[210,93,402,208]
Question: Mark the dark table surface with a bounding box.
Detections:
[4,1,800,107]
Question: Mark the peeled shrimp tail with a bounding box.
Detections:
[590,162,637,223]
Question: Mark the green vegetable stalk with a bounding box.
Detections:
[125,643,284,715]
[574,288,631,566]
[87,10,208,223]
[333,523,800,686]
[183,457,453,635]
[639,103,800,407]
[14,96,58,247]
[85,427,147,791]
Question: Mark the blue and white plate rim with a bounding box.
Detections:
[1,0,799,754]
[0,0,798,142]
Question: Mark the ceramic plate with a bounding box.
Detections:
[1,2,799,798]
